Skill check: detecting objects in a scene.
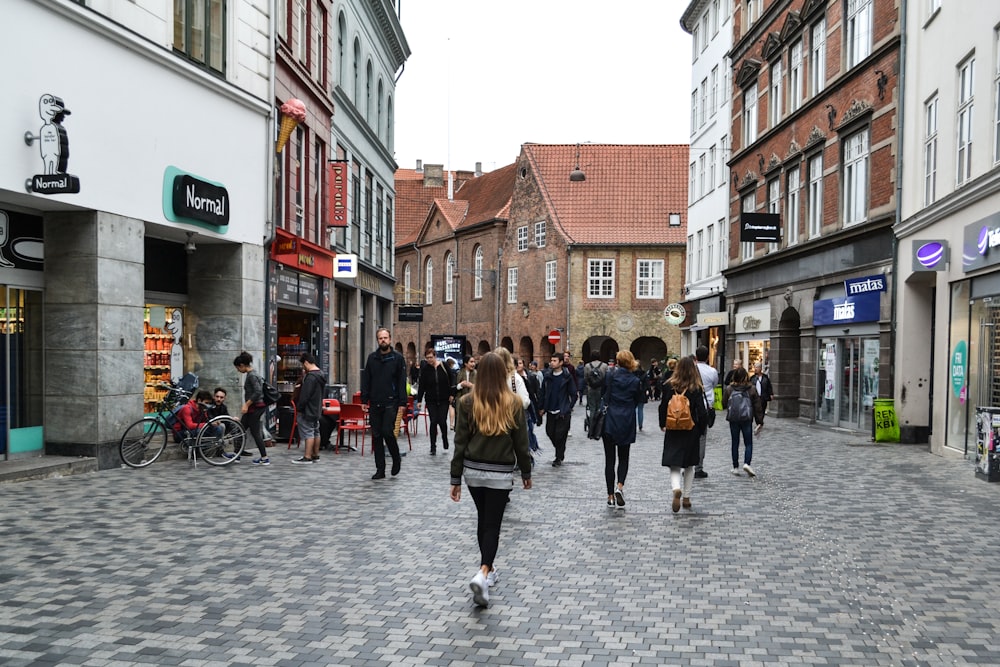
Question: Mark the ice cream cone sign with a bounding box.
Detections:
[276,98,306,153]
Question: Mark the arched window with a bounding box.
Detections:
[403,262,411,304]
[424,257,434,304]
[366,60,373,123]
[445,252,454,302]
[337,13,346,87]
[353,39,361,104]
[386,96,394,151]
[473,246,483,299]
[377,79,384,140]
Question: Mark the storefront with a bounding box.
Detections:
[733,304,771,372]
[813,279,884,433]
[269,229,334,392]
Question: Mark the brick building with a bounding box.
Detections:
[725,0,900,431]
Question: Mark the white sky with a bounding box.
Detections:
[393,1,694,174]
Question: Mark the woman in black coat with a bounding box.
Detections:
[600,350,646,509]
[659,356,709,513]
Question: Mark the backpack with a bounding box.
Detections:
[163,404,185,431]
[727,387,752,422]
[262,381,281,405]
[586,362,606,388]
[665,390,695,430]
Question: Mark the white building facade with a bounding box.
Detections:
[680,0,732,370]
[895,1,1000,466]
[0,0,272,467]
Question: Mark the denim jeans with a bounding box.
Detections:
[729,420,753,468]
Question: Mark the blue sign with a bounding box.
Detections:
[962,212,1000,272]
[813,292,881,326]
[844,274,886,296]
[912,240,949,271]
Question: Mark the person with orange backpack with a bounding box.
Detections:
[659,357,709,513]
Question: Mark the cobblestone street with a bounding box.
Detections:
[2,408,999,666]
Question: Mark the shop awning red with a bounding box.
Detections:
[271,228,334,279]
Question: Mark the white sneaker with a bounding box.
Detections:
[743,463,756,478]
[486,568,499,587]
[732,467,741,475]
[470,571,489,607]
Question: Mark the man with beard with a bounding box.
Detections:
[361,327,407,479]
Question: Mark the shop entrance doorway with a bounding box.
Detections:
[0,287,43,460]
[817,337,877,432]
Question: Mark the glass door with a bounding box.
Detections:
[838,338,860,428]
[0,287,43,460]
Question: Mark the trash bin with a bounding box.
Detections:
[275,405,295,441]
[975,406,1000,482]
[872,398,899,442]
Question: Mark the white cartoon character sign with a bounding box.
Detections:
[24,94,80,195]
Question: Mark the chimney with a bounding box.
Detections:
[416,159,423,172]
[424,164,444,187]
[475,162,482,177]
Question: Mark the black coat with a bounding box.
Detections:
[659,385,709,468]
[417,362,453,406]
[601,368,644,445]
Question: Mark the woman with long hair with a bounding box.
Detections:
[600,350,646,509]
[723,366,764,477]
[494,346,531,409]
[450,352,532,607]
[659,356,709,512]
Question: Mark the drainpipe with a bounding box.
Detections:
[263,1,277,382]
[890,0,908,405]
[565,245,572,355]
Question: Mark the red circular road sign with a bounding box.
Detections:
[547,330,561,346]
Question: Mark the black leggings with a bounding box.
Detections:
[601,437,631,495]
[426,402,449,448]
[468,485,511,569]
[241,408,267,457]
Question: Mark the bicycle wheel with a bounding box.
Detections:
[119,418,168,468]
[196,415,246,466]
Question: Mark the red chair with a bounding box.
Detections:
[322,399,341,454]
[284,402,298,449]
[337,403,370,454]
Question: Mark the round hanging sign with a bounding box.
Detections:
[664,303,686,325]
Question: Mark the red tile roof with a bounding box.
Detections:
[394,169,449,246]
[523,144,690,245]
[454,163,516,231]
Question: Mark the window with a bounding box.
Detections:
[277,0,287,40]
[296,0,307,63]
[700,78,708,127]
[719,136,728,185]
[843,131,870,226]
[173,0,225,73]
[786,166,800,246]
[958,56,975,185]
[711,66,719,115]
[353,39,361,105]
[769,60,783,127]
[517,225,529,252]
[743,84,758,146]
[424,257,433,304]
[365,60,373,123]
[810,19,826,97]
[473,246,483,299]
[686,235,694,282]
[403,263,411,303]
[709,145,717,189]
[846,0,873,69]
[545,260,557,300]
[534,220,546,248]
[700,12,710,50]
[745,0,760,31]
[507,267,518,303]
[696,230,704,280]
[315,5,326,83]
[587,259,615,298]
[691,90,698,131]
[689,162,697,202]
[376,80,384,140]
[741,192,755,260]
[712,0,720,35]
[692,26,700,62]
[768,177,780,215]
[789,41,803,112]
[698,154,706,197]
[314,138,324,246]
[807,154,824,238]
[445,253,454,302]
[337,13,346,86]
[718,219,727,270]
[294,127,305,234]
[924,95,938,205]
[706,225,715,275]
[637,260,664,298]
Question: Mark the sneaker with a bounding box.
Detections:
[486,569,499,587]
[312,455,320,461]
[671,488,682,513]
[252,457,270,466]
[606,497,614,507]
[469,571,489,607]
[732,467,741,476]
[291,456,314,464]
[694,469,709,479]
[222,453,240,463]
[614,488,625,508]
[743,463,756,478]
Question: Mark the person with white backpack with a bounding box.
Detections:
[722,367,764,478]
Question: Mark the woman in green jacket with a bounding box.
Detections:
[450,351,532,607]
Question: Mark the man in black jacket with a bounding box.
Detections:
[541,354,578,467]
[292,353,326,464]
[361,327,407,479]
[416,348,453,455]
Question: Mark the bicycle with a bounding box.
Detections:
[119,380,246,468]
